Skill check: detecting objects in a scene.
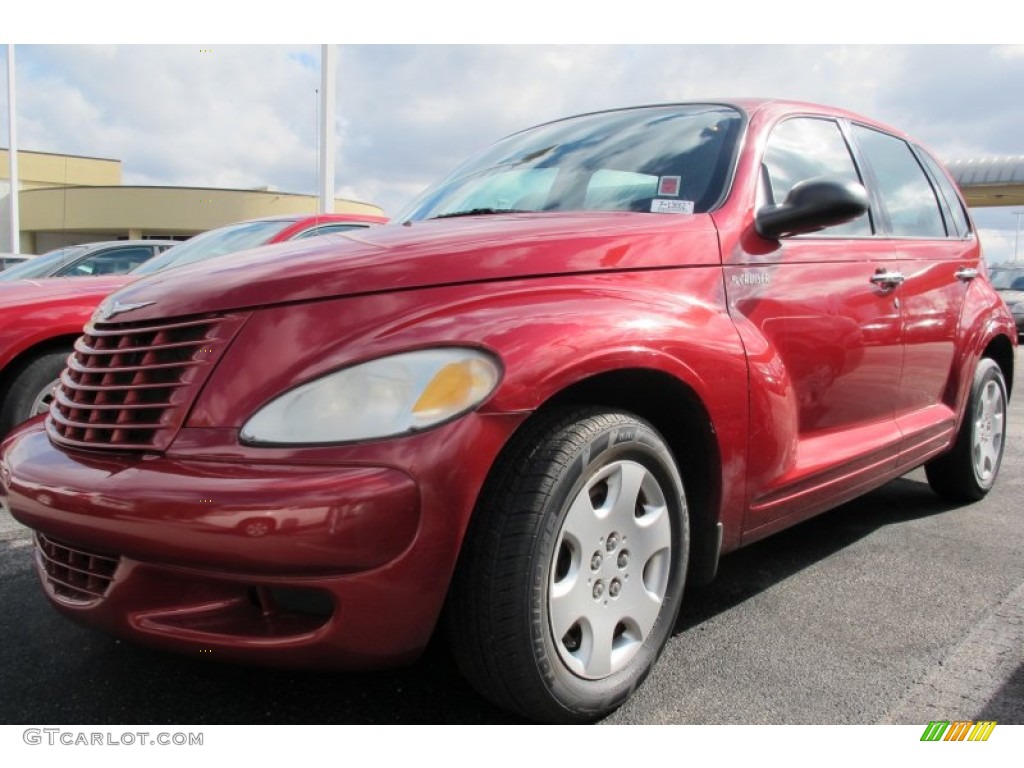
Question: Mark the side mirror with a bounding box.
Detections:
[755,177,869,240]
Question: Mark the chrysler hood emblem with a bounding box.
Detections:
[98,299,156,321]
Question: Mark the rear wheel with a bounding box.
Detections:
[0,349,69,437]
[925,358,1008,502]
[448,407,689,723]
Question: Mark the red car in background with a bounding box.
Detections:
[1,101,1016,723]
[0,213,386,436]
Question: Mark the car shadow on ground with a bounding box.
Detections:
[0,475,963,725]
[674,474,961,634]
[978,662,1024,724]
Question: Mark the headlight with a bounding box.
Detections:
[240,347,501,445]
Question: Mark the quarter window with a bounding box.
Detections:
[916,149,971,238]
[851,126,946,238]
[763,118,871,236]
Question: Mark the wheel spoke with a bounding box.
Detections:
[981,382,999,417]
[562,487,608,551]
[583,613,617,678]
[550,565,595,639]
[992,410,1005,440]
[608,462,646,524]
[627,502,671,566]
[982,440,999,476]
[619,568,665,635]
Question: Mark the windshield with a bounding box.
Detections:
[0,245,89,281]
[398,105,743,222]
[131,219,296,276]
[991,268,1024,291]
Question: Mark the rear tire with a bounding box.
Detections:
[0,350,69,438]
[925,358,1007,503]
[447,407,689,723]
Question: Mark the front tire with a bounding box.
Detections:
[0,349,69,438]
[448,407,689,723]
[925,358,1008,502]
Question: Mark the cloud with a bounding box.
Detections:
[5,44,1022,224]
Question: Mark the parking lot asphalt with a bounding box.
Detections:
[1,349,1021,725]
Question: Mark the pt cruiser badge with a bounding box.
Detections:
[97,299,156,321]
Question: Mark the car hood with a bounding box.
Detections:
[107,212,722,319]
[0,276,133,309]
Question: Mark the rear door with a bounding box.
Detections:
[848,125,977,467]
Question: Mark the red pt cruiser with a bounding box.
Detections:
[0,100,1016,723]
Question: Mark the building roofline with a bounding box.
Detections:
[0,146,122,164]
[18,184,366,202]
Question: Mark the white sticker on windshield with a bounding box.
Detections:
[651,199,694,214]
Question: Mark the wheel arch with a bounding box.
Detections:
[528,367,724,586]
[982,332,1015,398]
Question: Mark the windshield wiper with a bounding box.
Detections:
[431,208,531,220]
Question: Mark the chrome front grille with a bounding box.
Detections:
[34,533,120,603]
[47,313,244,451]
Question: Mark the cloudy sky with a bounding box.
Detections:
[4,35,1023,261]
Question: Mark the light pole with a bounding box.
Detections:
[6,45,19,254]
[318,44,336,215]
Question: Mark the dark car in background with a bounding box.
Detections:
[991,265,1024,336]
[0,240,179,282]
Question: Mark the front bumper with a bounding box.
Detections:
[0,419,512,668]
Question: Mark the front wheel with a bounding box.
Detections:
[0,349,69,438]
[925,357,1008,503]
[448,407,689,723]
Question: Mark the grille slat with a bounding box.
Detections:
[75,336,210,356]
[54,388,175,412]
[67,357,202,375]
[49,410,168,432]
[48,312,241,452]
[34,534,120,603]
[86,317,216,337]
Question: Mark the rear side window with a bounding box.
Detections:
[852,126,946,238]
[763,117,871,236]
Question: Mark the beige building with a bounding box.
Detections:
[1,148,384,254]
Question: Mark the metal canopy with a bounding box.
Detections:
[947,156,1024,207]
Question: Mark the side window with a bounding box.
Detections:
[57,247,154,277]
[916,149,971,238]
[851,126,946,238]
[762,118,871,236]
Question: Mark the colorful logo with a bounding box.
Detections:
[920,720,997,742]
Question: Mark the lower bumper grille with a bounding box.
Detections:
[34,534,120,604]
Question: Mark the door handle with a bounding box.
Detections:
[870,270,905,288]
[954,267,979,281]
